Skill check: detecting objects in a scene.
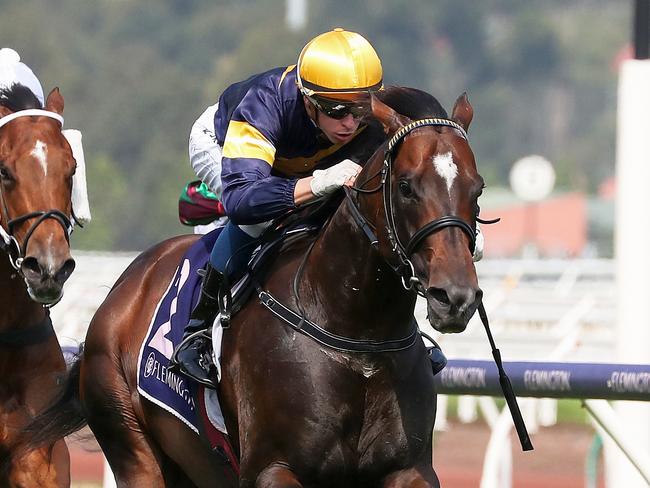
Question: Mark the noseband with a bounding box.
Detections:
[348,117,476,291]
[0,110,74,271]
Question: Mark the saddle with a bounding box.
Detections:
[217,195,341,327]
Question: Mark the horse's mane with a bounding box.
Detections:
[377,86,448,120]
[0,83,42,111]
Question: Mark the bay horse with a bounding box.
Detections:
[0,84,77,486]
[19,87,484,487]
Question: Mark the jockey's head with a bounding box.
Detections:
[297,28,383,144]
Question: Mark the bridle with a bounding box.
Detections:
[0,110,75,272]
[346,117,531,450]
[346,117,493,292]
[259,115,531,450]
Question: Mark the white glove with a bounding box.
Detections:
[473,222,484,262]
[310,159,362,197]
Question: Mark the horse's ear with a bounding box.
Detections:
[451,92,473,132]
[45,87,64,115]
[0,105,11,118]
[370,94,411,135]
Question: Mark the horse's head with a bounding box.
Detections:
[359,89,483,333]
[0,85,76,304]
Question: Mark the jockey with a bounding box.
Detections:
[171,28,383,384]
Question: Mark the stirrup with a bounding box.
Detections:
[169,330,218,388]
[170,328,212,366]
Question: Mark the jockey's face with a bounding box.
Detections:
[304,96,362,144]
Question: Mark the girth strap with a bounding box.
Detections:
[0,313,55,347]
[258,290,419,353]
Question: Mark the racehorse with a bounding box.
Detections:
[0,84,77,486]
[18,87,484,487]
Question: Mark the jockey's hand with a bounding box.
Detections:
[310,159,362,197]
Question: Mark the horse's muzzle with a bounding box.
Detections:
[425,285,482,333]
[21,256,76,304]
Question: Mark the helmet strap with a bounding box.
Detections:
[302,95,320,127]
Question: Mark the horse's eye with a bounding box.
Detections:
[0,166,12,181]
[399,180,413,198]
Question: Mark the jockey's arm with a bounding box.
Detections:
[222,156,362,225]
[293,177,315,206]
[219,88,362,224]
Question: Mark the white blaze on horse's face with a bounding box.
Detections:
[432,151,457,196]
[31,140,48,176]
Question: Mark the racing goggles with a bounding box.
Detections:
[309,96,369,120]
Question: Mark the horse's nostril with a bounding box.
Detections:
[427,287,450,305]
[447,286,476,309]
[21,256,43,279]
[55,259,76,284]
[427,286,481,311]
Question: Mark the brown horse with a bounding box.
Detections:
[0,84,77,486]
[19,87,484,487]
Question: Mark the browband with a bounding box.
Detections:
[0,109,64,129]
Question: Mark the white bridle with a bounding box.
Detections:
[0,109,64,129]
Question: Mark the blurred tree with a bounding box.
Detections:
[0,0,628,252]
[70,154,127,250]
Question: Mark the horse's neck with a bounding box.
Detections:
[0,254,44,329]
[301,202,416,339]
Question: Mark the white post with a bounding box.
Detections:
[285,0,307,31]
[613,58,650,488]
[584,400,650,485]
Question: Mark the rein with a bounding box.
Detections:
[348,117,533,450]
[0,110,75,272]
[358,117,531,451]
[257,119,474,353]
[256,116,532,450]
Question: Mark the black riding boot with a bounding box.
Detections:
[169,264,226,387]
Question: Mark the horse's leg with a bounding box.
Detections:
[140,397,238,488]
[255,463,303,488]
[81,351,166,487]
[381,466,440,488]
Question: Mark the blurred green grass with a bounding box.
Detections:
[443,396,589,424]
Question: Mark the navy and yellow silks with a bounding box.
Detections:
[213,66,364,225]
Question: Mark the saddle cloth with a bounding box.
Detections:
[136,230,235,461]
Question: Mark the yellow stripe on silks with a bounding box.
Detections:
[222,121,276,165]
[274,126,366,177]
[279,65,296,88]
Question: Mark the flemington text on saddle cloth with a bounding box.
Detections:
[136,230,228,435]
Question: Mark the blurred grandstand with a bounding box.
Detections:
[53,252,616,364]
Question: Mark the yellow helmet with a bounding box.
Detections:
[297,28,383,100]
